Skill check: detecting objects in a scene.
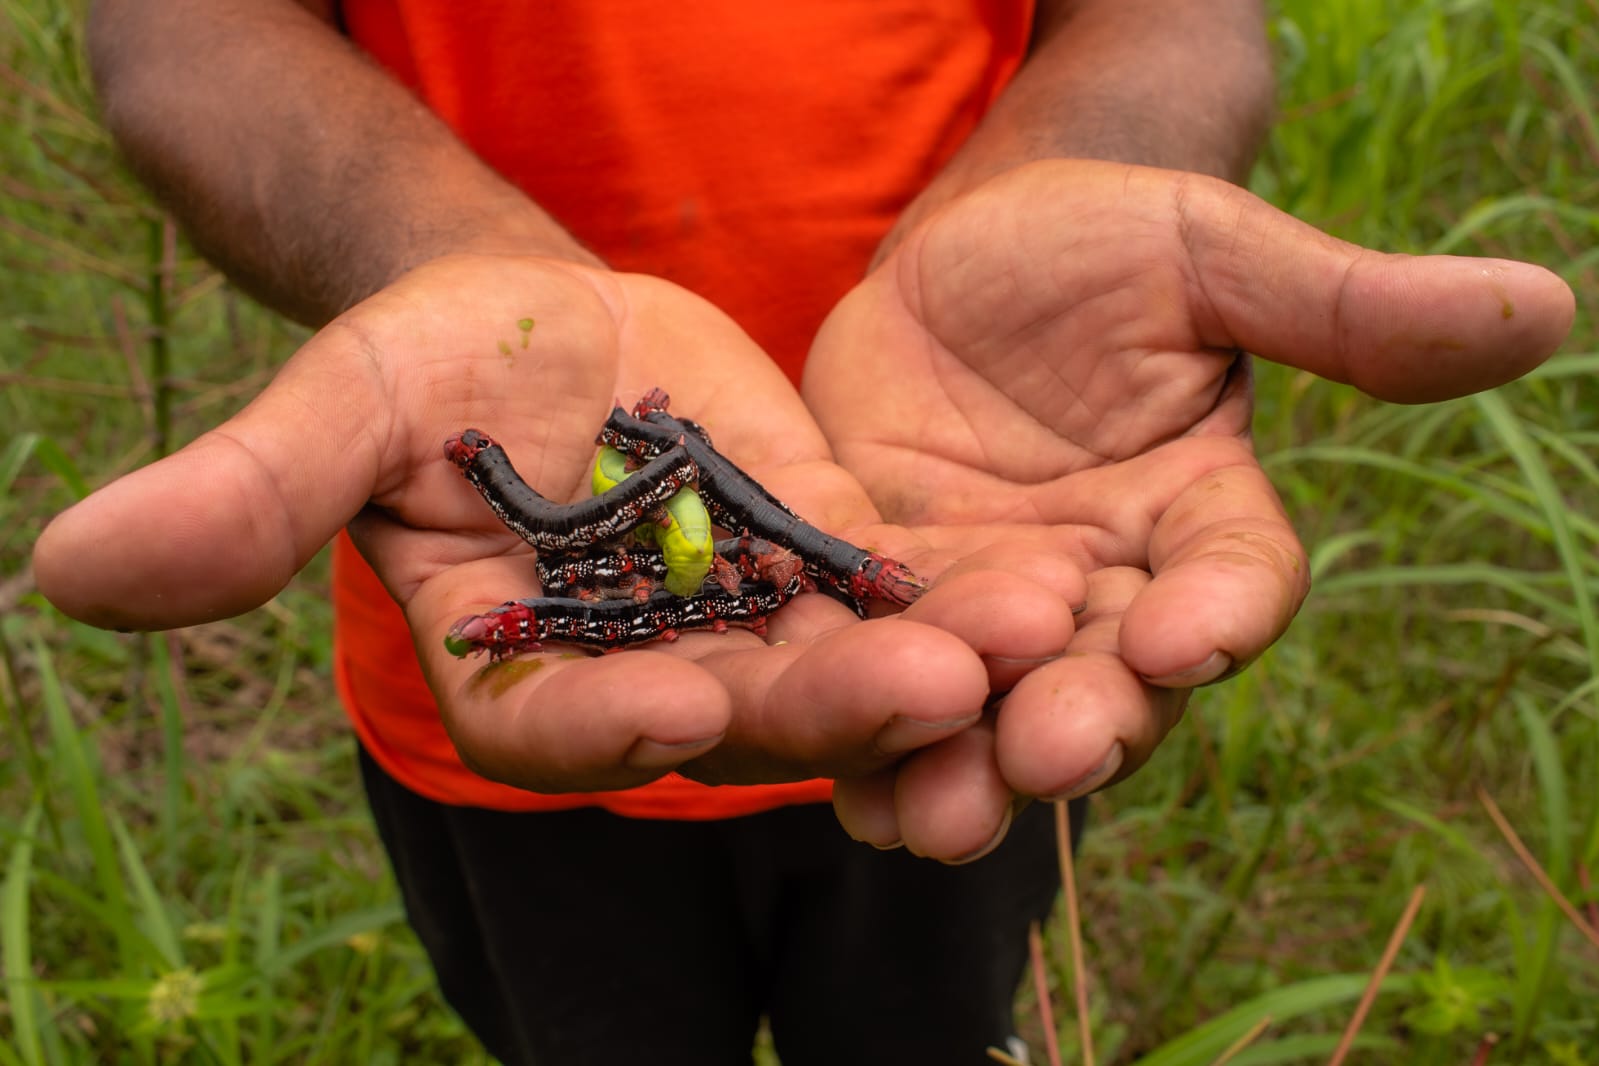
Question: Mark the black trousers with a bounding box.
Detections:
[360,745,1079,1066]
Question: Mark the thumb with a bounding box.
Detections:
[33,331,388,631]
[1181,174,1576,402]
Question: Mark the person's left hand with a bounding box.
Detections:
[804,159,1575,859]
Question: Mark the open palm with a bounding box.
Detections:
[805,160,1574,848]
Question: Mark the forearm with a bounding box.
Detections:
[88,0,600,327]
[886,0,1274,248]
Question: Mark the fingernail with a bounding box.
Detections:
[625,734,724,771]
[988,653,1063,667]
[1141,651,1234,688]
[946,805,1014,866]
[873,711,982,756]
[1045,741,1124,802]
[844,825,904,850]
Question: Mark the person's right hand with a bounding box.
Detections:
[33,254,1083,807]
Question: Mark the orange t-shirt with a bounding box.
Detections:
[334,0,1034,815]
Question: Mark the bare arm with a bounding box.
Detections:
[87,0,600,326]
[883,0,1273,250]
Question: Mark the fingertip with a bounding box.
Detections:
[906,568,1078,691]
[1480,256,1576,362]
[1132,459,1309,686]
[833,771,903,849]
[995,658,1146,799]
[993,566,1189,801]
[1043,741,1124,803]
[1116,562,1273,683]
[1137,649,1236,689]
[33,502,97,620]
[722,616,988,773]
[833,616,993,717]
[892,724,1014,861]
[439,649,734,792]
[1342,254,1576,402]
[624,733,727,772]
[943,804,1013,865]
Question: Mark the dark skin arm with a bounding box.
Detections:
[90,0,1272,309]
[87,0,599,324]
[880,0,1274,255]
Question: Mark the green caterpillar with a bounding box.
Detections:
[591,444,714,597]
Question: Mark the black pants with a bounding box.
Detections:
[360,746,1079,1066]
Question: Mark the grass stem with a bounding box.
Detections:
[1476,786,1599,954]
[1326,885,1426,1066]
[1028,921,1062,1066]
[1053,800,1095,1066]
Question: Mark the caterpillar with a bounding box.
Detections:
[590,444,714,597]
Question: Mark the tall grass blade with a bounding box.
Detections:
[252,863,283,974]
[0,432,90,500]
[0,1029,29,1066]
[1515,694,1573,881]
[2,804,45,1066]
[1313,564,1578,624]
[1475,388,1599,978]
[1366,793,1479,858]
[1053,801,1095,1066]
[1428,195,1599,255]
[109,812,182,968]
[1513,693,1585,1060]
[1523,352,1599,383]
[147,632,188,885]
[1520,31,1599,153]
[1203,1015,1271,1066]
[1134,974,1417,1066]
[255,902,404,978]
[1472,390,1599,674]
[32,636,134,965]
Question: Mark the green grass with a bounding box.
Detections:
[1044,3,1599,1063]
[2,1,1596,1063]
[0,2,488,1061]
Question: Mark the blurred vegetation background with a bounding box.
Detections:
[2,1,1595,1063]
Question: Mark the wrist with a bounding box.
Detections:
[90,0,606,328]
[344,193,608,319]
[875,0,1274,263]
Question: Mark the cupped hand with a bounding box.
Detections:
[805,159,1575,856]
[32,254,1078,813]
